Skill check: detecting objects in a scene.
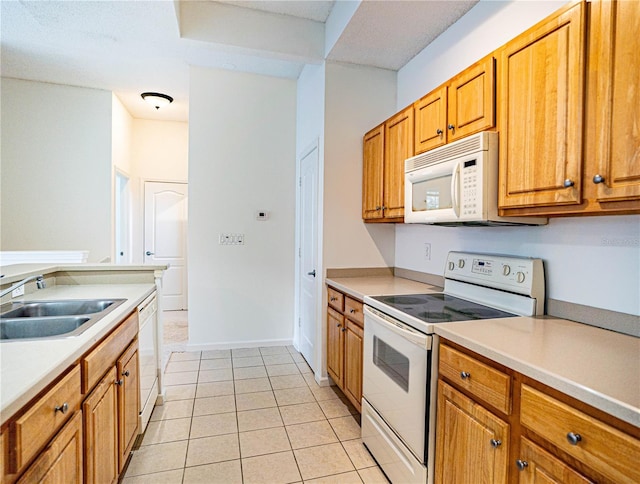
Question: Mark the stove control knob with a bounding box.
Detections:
[516,272,526,283]
[448,261,455,271]
[458,259,465,269]
[503,265,511,276]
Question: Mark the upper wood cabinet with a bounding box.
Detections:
[498,1,586,210]
[415,56,495,154]
[499,0,640,216]
[383,106,414,219]
[362,106,413,222]
[362,124,384,220]
[589,0,640,204]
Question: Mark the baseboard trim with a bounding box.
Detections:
[184,338,294,352]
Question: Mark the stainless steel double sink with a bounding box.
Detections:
[0,299,126,341]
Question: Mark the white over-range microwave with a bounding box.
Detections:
[404,132,546,226]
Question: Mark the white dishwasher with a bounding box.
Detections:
[137,293,158,433]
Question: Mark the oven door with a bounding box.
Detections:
[363,306,432,461]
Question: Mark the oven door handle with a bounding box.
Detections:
[364,306,432,349]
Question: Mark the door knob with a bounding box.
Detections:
[307,270,316,277]
[145,251,154,256]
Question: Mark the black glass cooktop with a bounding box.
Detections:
[370,293,516,323]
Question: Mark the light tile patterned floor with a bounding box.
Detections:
[123,346,388,484]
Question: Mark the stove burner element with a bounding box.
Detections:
[376,295,427,306]
[417,312,453,321]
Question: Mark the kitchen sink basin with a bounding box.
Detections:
[0,298,127,341]
[1,316,91,340]
[0,299,121,318]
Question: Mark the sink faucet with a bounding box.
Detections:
[0,275,46,298]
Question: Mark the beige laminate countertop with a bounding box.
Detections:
[0,280,158,424]
[325,275,442,300]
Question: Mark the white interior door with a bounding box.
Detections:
[115,171,131,264]
[144,181,188,310]
[298,145,319,369]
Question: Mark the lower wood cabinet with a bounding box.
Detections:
[326,286,363,412]
[16,411,83,484]
[83,368,119,484]
[436,340,640,484]
[2,309,142,484]
[435,380,509,484]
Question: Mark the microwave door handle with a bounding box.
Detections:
[451,161,461,218]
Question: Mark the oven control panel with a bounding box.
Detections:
[444,251,544,299]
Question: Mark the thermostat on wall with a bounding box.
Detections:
[256,210,269,221]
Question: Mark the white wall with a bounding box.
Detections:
[0,78,112,262]
[395,1,640,317]
[323,62,397,269]
[188,66,297,346]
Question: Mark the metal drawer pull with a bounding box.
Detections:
[516,460,528,471]
[122,370,130,377]
[460,371,471,380]
[566,432,582,446]
[54,402,69,415]
[350,309,356,313]
[593,174,605,184]
[330,297,337,302]
[490,439,502,448]
[116,379,124,386]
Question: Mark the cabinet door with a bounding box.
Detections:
[17,411,83,484]
[384,106,414,219]
[414,86,447,154]
[343,320,363,412]
[516,437,593,484]
[498,1,586,209]
[590,0,640,203]
[448,56,495,142]
[117,340,140,472]
[326,308,344,386]
[83,368,118,484]
[362,125,385,220]
[435,381,509,484]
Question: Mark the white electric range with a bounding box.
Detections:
[361,251,545,484]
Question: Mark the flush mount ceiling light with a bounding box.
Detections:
[141,92,173,110]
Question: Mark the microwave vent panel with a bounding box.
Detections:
[405,132,493,172]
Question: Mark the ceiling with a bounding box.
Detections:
[1,0,477,122]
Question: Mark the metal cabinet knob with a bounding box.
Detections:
[563,179,575,188]
[593,174,605,184]
[490,439,502,448]
[336,323,341,328]
[116,379,124,386]
[350,309,355,314]
[330,297,337,302]
[516,460,529,471]
[54,402,69,414]
[448,124,455,131]
[375,206,382,211]
[460,371,471,380]
[566,432,582,446]
[341,327,346,332]
[122,370,130,377]
[436,128,443,136]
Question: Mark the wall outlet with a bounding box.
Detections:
[424,243,431,260]
[219,233,245,245]
[11,285,25,298]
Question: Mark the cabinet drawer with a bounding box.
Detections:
[344,297,363,326]
[328,288,344,312]
[10,365,82,473]
[82,311,138,394]
[439,345,511,414]
[521,384,640,483]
